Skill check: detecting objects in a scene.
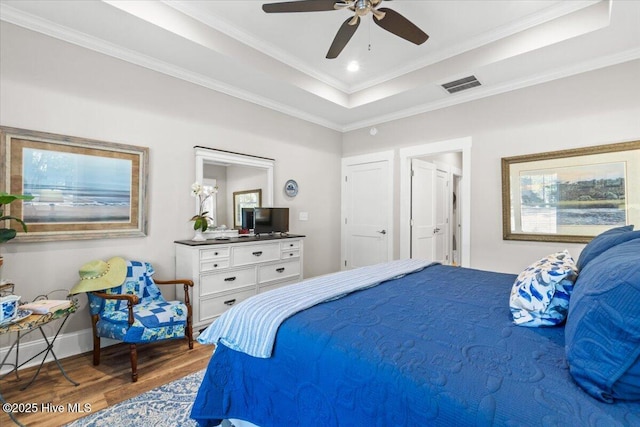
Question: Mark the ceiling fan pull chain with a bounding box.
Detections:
[368,17,372,52]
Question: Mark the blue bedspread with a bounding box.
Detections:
[191,264,640,427]
[198,259,433,358]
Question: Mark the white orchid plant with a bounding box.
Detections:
[190,182,218,232]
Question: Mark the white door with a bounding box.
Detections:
[410,159,436,261]
[342,152,394,270]
[411,161,450,264]
[434,169,450,264]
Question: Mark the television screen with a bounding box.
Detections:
[254,207,289,234]
[241,208,254,230]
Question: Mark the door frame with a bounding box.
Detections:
[399,137,471,267]
[341,150,395,270]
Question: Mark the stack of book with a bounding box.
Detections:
[19,299,72,314]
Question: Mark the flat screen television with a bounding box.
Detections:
[241,208,255,230]
[254,207,289,235]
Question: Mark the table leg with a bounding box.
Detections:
[19,315,79,390]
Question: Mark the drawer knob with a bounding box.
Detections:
[289,253,294,257]
[252,251,263,257]
[289,243,294,247]
[214,264,218,268]
[214,252,219,256]
[224,277,237,282]
[224,299,237,306]
[276,267,285,273]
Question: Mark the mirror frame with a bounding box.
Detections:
[194,147,274,219]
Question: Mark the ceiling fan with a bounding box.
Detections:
[262,0,429,59]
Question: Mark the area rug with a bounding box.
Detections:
[66,370,207,426]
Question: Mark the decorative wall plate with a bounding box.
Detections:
[285,179,298,197]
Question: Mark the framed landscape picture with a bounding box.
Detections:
[502,140,640,243]
[1,126,148,242]
[233,189,262,229]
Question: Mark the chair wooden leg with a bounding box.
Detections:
[93,336,101,366]
[91,314,100,366]
[187,318,194,350]
[129,343,138,382]
[186,294,194,350]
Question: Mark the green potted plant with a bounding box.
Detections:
[0,192,34,268]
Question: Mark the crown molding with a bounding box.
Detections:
[165,0,601,95]
[346,0,602,93]
[2,1,634,134]
[163,0,352,94]
[0,3,343,132]
[342,47,640,132]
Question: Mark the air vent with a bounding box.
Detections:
[441,75,481,94]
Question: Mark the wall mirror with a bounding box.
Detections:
[195,147,274,229]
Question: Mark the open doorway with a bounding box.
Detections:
[399,137,471,267]
[409,156,462,265]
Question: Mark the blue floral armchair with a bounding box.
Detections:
[87,260,193,382]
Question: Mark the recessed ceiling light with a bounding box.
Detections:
[347,61,360,72]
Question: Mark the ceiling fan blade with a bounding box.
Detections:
[373,7,429,45]
[326,17,360,59]
[262,1,340,13]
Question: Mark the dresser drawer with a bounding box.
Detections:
[233,243,280,266]
[199,288,255,321]
[258,260,301,284]
[200,259,231,272]
[200,247,230,261]
[281,240,301,250]
[200,267,256,296]
[281,249,300,259]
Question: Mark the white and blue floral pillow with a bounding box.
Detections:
[509,250,578,327]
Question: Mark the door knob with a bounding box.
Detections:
[377,230,387,235]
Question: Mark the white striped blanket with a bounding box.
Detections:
[197,259,434,358]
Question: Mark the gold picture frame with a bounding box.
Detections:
[1,126,149,242]
[233,189,262,229]
[502,140,640,243]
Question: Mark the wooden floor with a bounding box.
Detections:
[1,339,213,427]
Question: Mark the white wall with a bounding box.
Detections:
[0,23,343,343]
[343,60,640,274]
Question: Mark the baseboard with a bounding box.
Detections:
[0,327,118,375]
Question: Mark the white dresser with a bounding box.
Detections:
[175,235,304,330]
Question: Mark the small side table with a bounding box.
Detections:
[0,287,79,426]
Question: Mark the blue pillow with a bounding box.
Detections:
[509,250,577,327]
[576,225,640,270]
[565,238,640,402]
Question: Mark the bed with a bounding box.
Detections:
[190,234,640,427]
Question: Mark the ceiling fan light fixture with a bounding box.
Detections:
[354,0,373,16]
[347,61,360,72]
